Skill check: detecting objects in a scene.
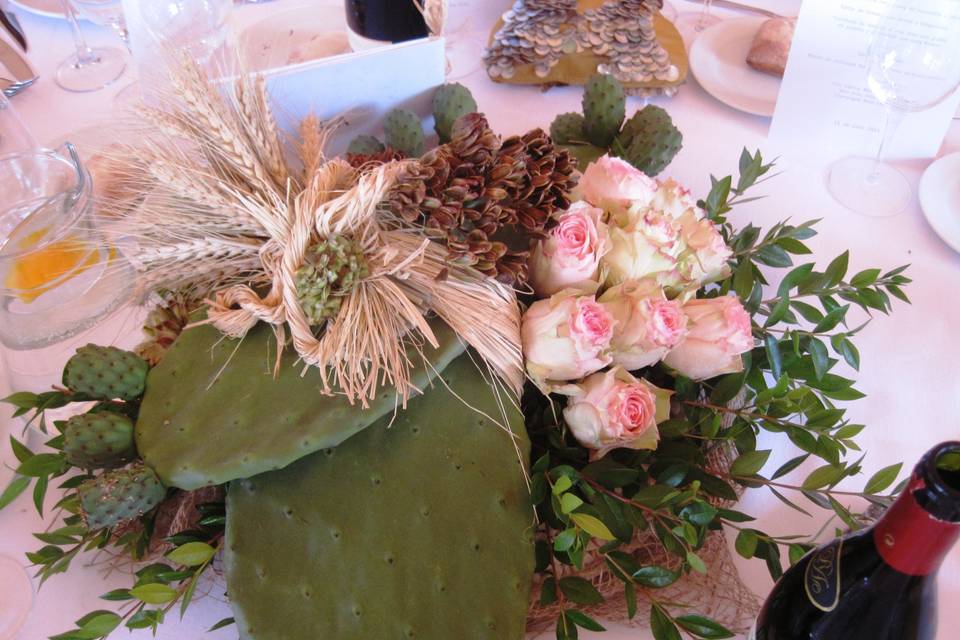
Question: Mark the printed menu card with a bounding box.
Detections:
[769,0,960,162]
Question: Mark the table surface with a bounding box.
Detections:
[1,1,958,639]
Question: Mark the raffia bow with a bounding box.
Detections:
[111,60,522,408]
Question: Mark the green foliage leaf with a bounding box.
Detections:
[559,576,604,605]
[541,577,558,606]
[851,268,881,287]
[802,464,845,490]
[735,529,758,558]
[570,513,615,541]
[78,612,121,637]
[554,528,577,553]
[730,450,771,477]
[680,502,718,527]
[824,251,849,287]
[808,338,830,380]
[864,463,902,494]
[552,475,573,495]
[686,551,707,574]
[566,609,606,632]
[650,606,682,640]
[0,476,30,510]
[208,617,235,632]
[130,583,178,605]
[675,614,735,639]
[633,565,680,588]
[560,493,584,515]
[167,541,216,567]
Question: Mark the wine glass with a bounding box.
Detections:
[138,0,234,67]
[672,0,719,44]
[71,0,129,48]
[54,0,127,92]
[0,93,35,156]
[827,1,960,217]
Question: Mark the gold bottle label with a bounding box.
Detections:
[804,538,843,612]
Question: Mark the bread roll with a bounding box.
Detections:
[746,18,795,77]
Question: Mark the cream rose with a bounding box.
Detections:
[650,178,704,221]
[677,211,733,286]
[563,367,672,459]
[521,292,615,386]
[663,296,753,380]
[600,280,688,370]
[603,209,682,286]
[529,202,609,297]
[576,155,657,218]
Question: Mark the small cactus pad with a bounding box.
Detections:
[346,134,385,157]
[432,83,478,144]
[80,463,165,530]
[582,73,626,148]
[225,353,533,640]
[549,112,586,145]
[135,319,464,490]
[64,411,137,469]
[63,345,148,401]
[613,104,683,177]
[383,108,426,157]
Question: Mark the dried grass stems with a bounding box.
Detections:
[102,58,523,407]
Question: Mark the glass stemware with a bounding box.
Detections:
[673,0,720,44]
[827,0,960,217]
[0,93,35,156]
[54,0,127,92]
[70,0,129,48]
[138,0,234,67]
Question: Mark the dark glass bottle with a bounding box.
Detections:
[344,0,428,45]
[752,441,960,640]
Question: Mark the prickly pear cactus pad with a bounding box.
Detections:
[135,319,464,490]
[225,354,534,640]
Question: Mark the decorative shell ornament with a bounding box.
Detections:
[484,0,688,97]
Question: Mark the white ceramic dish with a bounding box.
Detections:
[689,16,781,117]
[918,151,960,254]
[8,0,65,20]
[239,4,351,73]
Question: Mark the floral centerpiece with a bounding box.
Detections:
[0,65,911,640]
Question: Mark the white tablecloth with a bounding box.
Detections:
[1,1,958,639]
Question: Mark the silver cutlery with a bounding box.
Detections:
[1,75,34,97]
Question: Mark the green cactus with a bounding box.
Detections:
[432,83,478,144]
[383,108,425,157]
[346,135,385,157]
[79,463,165,530]
[295,236,370,326]
[135,318,465,490]
[612,104,683,177]
[89,400,139,422]
[582,73,626,148]
[64,411,136,469]
[549,112,587,145]
[62,345,148,402]
[224,353,533,640]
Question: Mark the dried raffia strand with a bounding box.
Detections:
[413,0,447,36]
[100,57,524,406]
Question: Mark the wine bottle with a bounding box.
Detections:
[751,441,960,640]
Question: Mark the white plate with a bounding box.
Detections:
[689,16,782,117]
[8,0,65,20]
[919,152,960,254]
[239,4,351,73]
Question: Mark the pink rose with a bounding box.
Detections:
[663,296,753,380]
[600,280,688,370]
[603,209,682,286]
[678,211,733,285]
[576,155,657,217]
[530,202,610,297]
[563,367,671,459]
[521,292,615,386]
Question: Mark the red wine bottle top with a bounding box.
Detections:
[874,441,960,577]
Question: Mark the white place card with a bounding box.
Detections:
[769,0,960,163]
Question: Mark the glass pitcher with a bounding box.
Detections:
[0,143,133,350]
